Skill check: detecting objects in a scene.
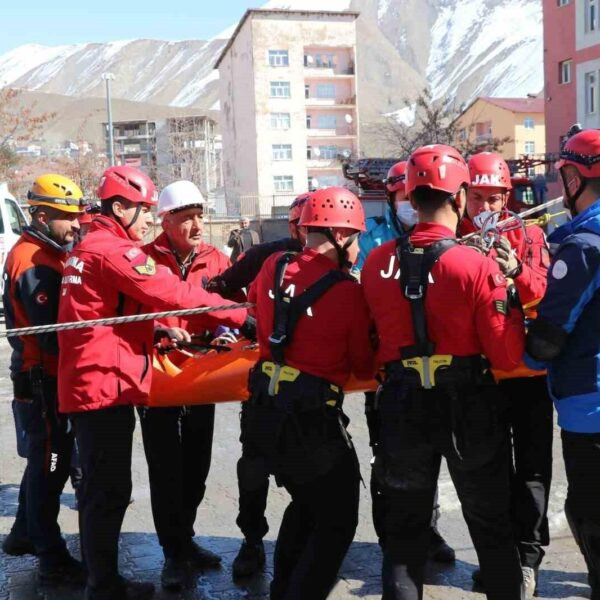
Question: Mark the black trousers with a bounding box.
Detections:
[365,391,441,547]
[236,402,270,544]
[70,405,135,593]
[501,376,553,568]
[10,385,73,562]
[240,378,360,600]
[561,429,600,600]
[376,381,523,600]
[138,404,215,558]
[271,451,359,600]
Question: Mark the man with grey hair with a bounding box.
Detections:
[228,217,260,262]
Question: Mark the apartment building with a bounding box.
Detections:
[454,96,546,161]
[543,0,600,191]
[102,116,222,196]
[215,9,360,216]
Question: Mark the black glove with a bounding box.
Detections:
[240,315,257,342]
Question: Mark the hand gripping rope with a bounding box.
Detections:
[0,302,255,338]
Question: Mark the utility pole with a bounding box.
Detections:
[102,72,115,166]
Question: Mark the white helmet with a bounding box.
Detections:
[158,180,204,216]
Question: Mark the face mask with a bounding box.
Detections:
[396,202,418,227]
[472,210,500,230]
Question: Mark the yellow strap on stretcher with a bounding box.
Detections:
[401,355,453,389]
[261,361,341,404]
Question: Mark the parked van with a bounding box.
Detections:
[0,182,29,302]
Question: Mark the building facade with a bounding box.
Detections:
[543,0,600,193]
[103,116,221,198]
[215,9,360,216]
[454,97,546,162]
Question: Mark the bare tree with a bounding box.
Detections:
[365,89,511,158]
[0,88,56,182]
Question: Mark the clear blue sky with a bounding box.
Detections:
[0,1,260,54]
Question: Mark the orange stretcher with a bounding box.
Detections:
[149,340,377,407]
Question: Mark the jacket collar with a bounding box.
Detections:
[23,226,70,255]
[549,200,600,244]
[88,215,134,241]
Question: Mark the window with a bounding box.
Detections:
[272,144,292,161]
[317,114,337,129]
[273,175,294,192]
[315,83,336,98]
[524,117,535,129]
[559,59,572,84]
[270,81,291,98]
[524,141,535,154]
[268,50,289,67]
[307,146,312,159]
[586,71,598,114]
[306,114,312,128]
[305,84,310,99]
[315,53,335,68]
[317,145,339,159]
[5,200,26,234]
[270,113,291,129]
[588,0,598,31]
[557,0,570,5]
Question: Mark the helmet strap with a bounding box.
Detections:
[116,203,143,236]
[324,229,359,270]
[560,168,586,216]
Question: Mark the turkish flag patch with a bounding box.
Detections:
[124,247,142,262]
[489,272,507,288]
[35,291,48,305]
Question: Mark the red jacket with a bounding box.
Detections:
[58,217,247,413]
[248,248,374,387]
[361,223,525,372]
[143,232,233,333]
[459,217,549,308]
[3,228,67,377]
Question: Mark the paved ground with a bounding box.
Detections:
[0,335,593,600]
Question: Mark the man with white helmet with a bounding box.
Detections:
[139,180,238,590]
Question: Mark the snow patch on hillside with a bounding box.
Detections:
[427,0,543,101]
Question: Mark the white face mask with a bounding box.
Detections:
[396,201,418,227]
[472,210,500,230]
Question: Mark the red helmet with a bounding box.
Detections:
[299,187,366,232]
[385,161,407,193]
[468,152,512,190]
[405,144,469,195]
[289,193,312,223]
[556,129,600,178]
[97,166,157,205]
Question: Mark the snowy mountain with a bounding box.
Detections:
[0,0,543,116]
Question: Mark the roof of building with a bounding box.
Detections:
[214,9,360,69]
[479,96,544,113]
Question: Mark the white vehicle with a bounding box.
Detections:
[0,182,29,304]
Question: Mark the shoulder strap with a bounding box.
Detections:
[397,236,457,358]
[269,252,354,364]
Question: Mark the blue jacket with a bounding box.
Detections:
[527,201,600,432]
[353,207,403,273]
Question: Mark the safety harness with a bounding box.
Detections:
[261,251,354,398]
[394,235,486,389]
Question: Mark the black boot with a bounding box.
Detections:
[232,540,266,578]
[84,577,155,600]
[38,551,86,587]
[186,540,222,569]
[2,531,35,556]
[161,557,188,590]
[428,528,455,563]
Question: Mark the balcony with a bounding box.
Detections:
[305,95,356,108]
[306,126,356,138]
[304,66,355,79]
[307,158,342,169]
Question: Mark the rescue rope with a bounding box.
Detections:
[0,302,255,338]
